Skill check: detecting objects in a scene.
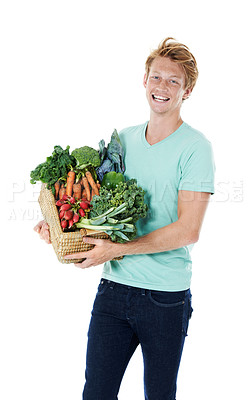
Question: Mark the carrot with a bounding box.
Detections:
[85,171,99,196]
[82,176,91,201]
[59,183,66,199]
[66,170,75,197]
[82,188,87,200]
[54,181,60,199]
[73,182,82,200]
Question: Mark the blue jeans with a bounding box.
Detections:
[83,279,193,400]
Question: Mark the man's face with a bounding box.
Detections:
[143,56,192,116]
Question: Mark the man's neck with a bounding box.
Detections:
[146,113,183,145]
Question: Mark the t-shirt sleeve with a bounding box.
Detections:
[178,139,215,194]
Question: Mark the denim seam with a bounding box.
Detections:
[147,292,186,308]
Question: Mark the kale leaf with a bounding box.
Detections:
[96,129,125,182]
[90,179,148,241]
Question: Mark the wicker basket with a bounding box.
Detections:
[38,183,121,264]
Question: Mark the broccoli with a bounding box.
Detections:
[71,146,101,168]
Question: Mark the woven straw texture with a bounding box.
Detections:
[38,184,116,264]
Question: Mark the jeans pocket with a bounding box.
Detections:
[96,279,109,296]
[148,290,186,308]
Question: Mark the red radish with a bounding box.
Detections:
[73,213,79,223]
[62,194,69,201]
[68,219,74,229]
[60,203,72,211]
[59,210,65,219]
[56,199,64,207]
[80,201,89,210]
[61,220,68,229]
[64,210,74,220]
[79,208,85,217]
[69,197,76,204]
[82,199,91,205]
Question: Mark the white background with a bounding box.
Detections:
[1,1,251,399]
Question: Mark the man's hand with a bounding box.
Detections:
[34,220,51,244]
[64,236,122,269]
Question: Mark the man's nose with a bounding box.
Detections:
[159,78,169,89]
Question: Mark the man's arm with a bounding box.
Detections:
[65,190,211,268]
[117,190,210,255]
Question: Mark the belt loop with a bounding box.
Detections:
[141,288,146,296]
[109,281,115,289]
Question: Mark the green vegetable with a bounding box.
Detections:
[89,179,148,241]
[91,179,148,222]
[71,145,101,182]
[96,129,125,182]
[106,130,125,173]
[101,171,125,190]
[71,146,101,169]
[30,145,75,194]
[76,203,136,241]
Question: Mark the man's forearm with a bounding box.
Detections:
[116,220,199,257]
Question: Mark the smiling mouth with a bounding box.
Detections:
[152,94,170,102]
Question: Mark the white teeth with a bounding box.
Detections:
[152,94,170,102]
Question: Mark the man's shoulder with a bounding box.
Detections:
[119,122,147,137]
[182,122,212,145]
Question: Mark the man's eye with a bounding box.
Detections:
[170,80,178,84]
[151,76,159,80]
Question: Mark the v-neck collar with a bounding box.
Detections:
[141,121,186,149]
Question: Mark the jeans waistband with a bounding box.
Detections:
[100,278,190,296]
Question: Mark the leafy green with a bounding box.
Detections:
[96,129,125,182]
[30,145,75,194]
[89,179,148,242]
[107,129,125,173]
[91,179,147,221]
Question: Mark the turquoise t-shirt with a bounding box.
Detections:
[102,121,215,291]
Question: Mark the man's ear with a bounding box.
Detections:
[143,73,147,88]
[182,87,193,100]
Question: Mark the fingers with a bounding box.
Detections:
[34,220,51,244]
[33,220,44,233]
[64,252,91,269]
[82,236,104,245]
[64,237,104,263]
[74,259,93,269]
[64,244,96,268]
[41,223,51,244]
[64,252,87,260]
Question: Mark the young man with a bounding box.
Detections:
[35,37,215,399]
